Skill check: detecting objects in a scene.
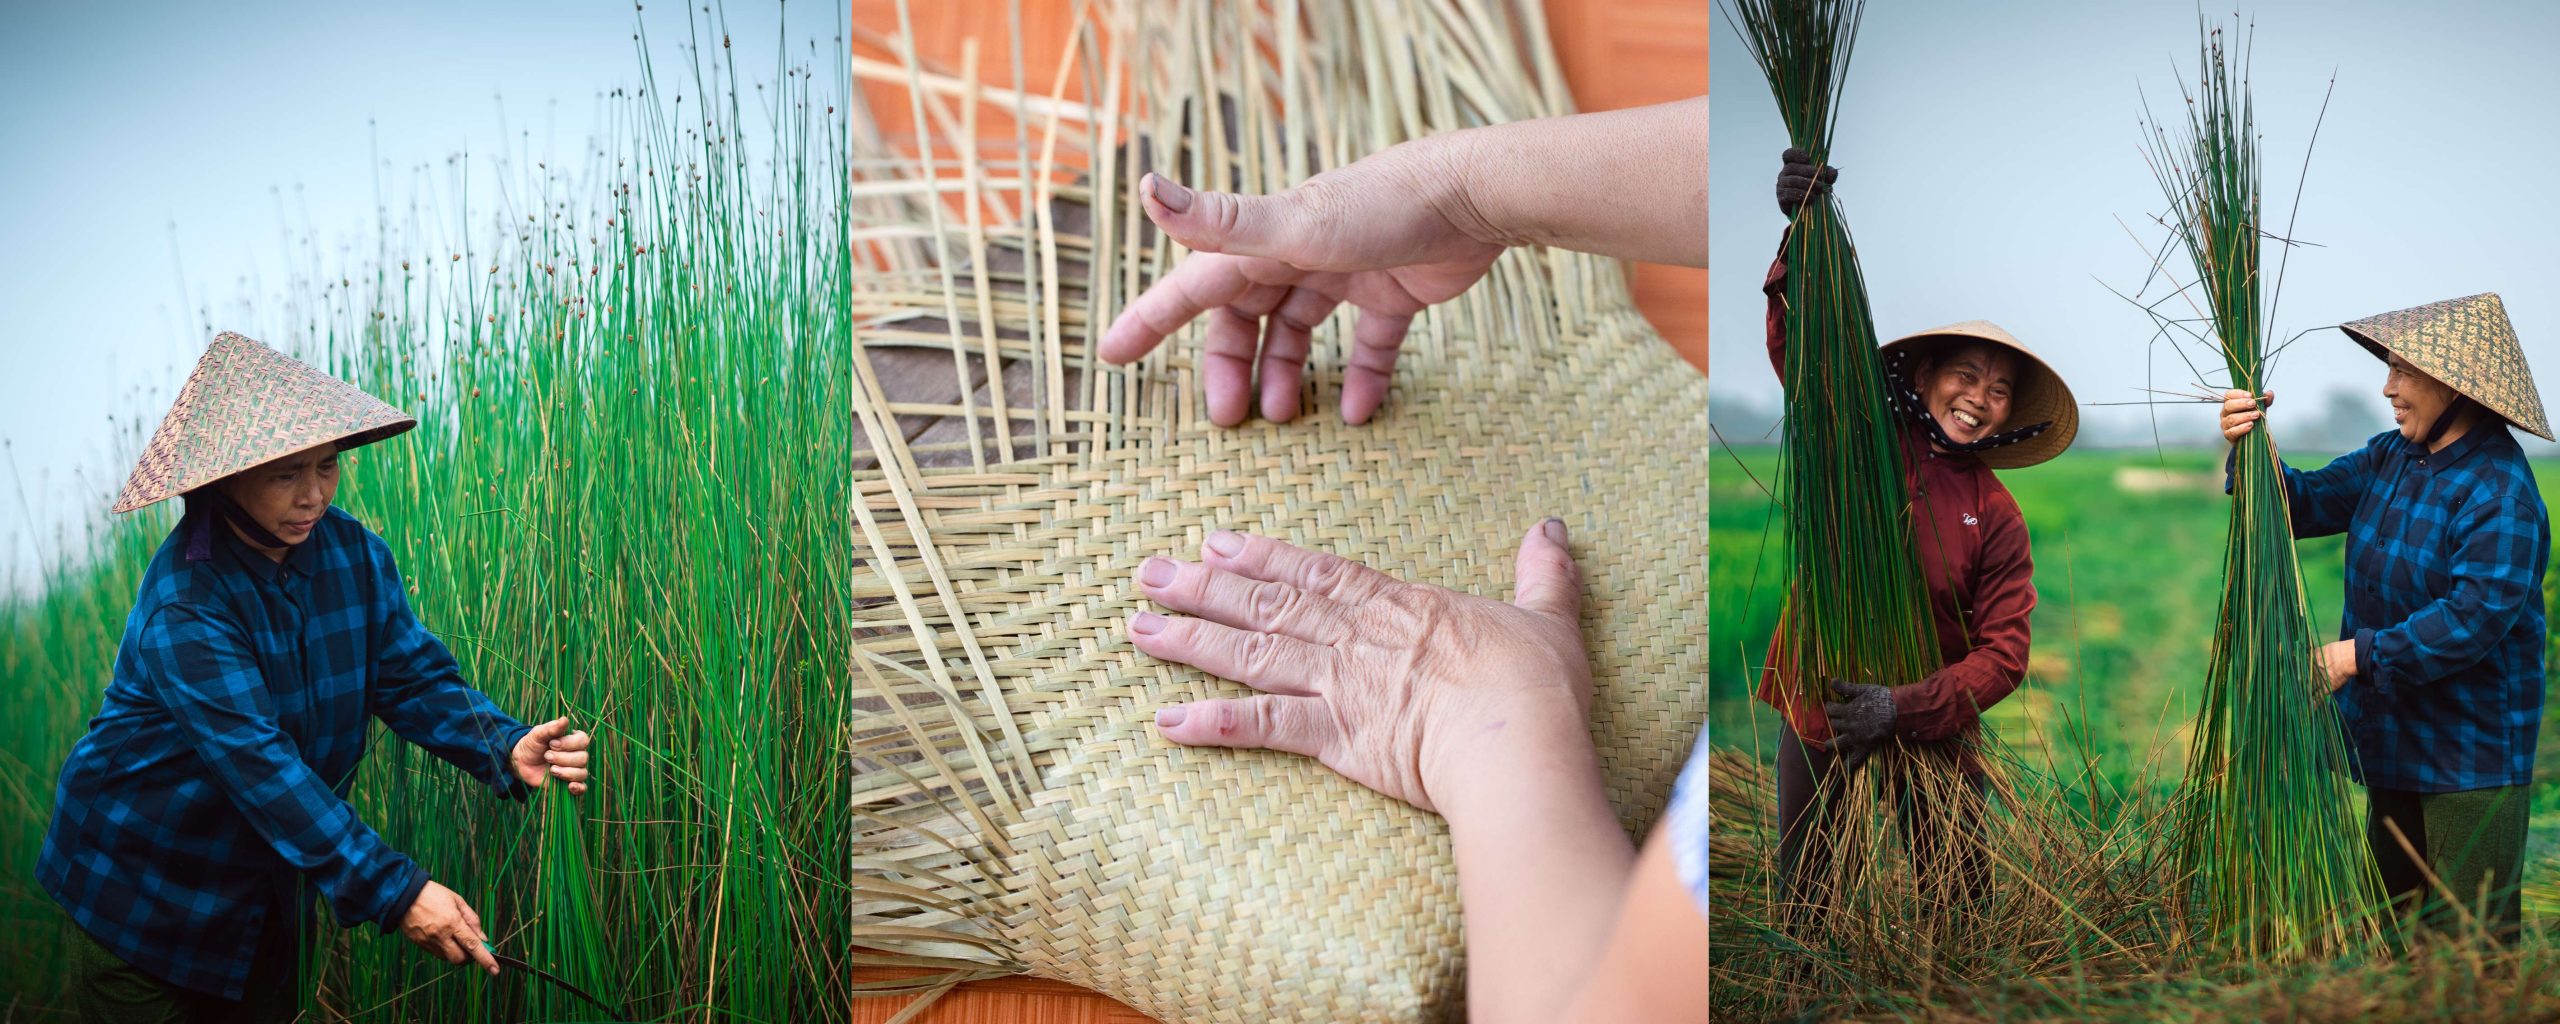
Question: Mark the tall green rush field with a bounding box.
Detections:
[2138,19,2383,959]
[1,7,879,1019]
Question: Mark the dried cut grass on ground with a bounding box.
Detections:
[1708,749,2560,1023]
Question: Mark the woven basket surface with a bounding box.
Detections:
[843,2,1705,1020]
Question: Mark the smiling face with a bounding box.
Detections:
[2382,352,2468,446]
[1912,342,2018,446]
[217,442,341,554]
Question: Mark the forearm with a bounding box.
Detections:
[1891,660,2020,741]
[195,731,425,926]
[1449,97,1707,267]
[378,615,535,794]
[1432,713,1638,1024]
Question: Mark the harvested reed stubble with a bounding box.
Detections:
[2136,18,2382,961]
[1710,745,2192,1021]
[836,1,1705,1021]
[1714,746,2560,1022]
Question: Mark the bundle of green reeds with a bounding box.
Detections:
[2141,19,2380,960]
[1725,0,1943,721]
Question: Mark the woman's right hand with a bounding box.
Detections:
[2220,388,2273,442]
[400,880,498,976]
[1097,132,1507,427]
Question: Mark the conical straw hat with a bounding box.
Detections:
[110,332,416,513]
[2338,292,2552,442]
[1880,320,2080,469]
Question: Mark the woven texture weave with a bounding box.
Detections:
[111,332,415,513]
[843,1,1705,1019]
[2340,292,2551,442]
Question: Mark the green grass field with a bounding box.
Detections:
[1710,441,2560,849]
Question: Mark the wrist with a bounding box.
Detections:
[380,866,430,935]
[1421,124,1531,250]
[1422,701,1604,821]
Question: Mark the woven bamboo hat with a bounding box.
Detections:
[1880,320,2079,469]
[110,332,415,513]
[2338,293,2552,442]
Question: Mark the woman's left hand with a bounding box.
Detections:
[2316,639,2357,695]
[1128,520,1592,814]
[510,717,593,795]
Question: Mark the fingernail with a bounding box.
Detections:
[1132,611,1168,635]
[1206,531,1244,557]
[1149,173,1193,214]
[1542,517,1568,544]
[1140,557,1178,588]
[1157,705,1187,728]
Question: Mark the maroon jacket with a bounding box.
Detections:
[1752,250,2037,746]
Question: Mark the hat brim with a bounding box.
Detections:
[2339,321,2555,443]
[111,332,420,513]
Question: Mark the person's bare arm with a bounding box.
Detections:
[1560,824,1712,1022]
[1129,522,1647,1021]
[1100,97,1706,425]
[1447,97,1707,267]
[1432,713,1637,1023]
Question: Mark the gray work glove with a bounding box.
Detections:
[1776,146,1838,214]
[1822,678,1896,773]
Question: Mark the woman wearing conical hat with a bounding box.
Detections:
[2219,293,2551,944]
[1758,151,2078,909]
[38,334,597,1019]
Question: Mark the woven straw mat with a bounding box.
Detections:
[842,3,1706,1020]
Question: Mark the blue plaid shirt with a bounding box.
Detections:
[2271,425,2549,793]
[39,506,531,1000]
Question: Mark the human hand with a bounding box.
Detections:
[400,880,498,976]
[1774,146,1837,214]
[510,716,591,795]
[1821,679,1896,772]
[1097,131,1507,427]
[2316,639,2356,694]
[1128,520,1593,814]
[2221,388,2273,443]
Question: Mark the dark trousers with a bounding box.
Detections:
[1773,726,1987,915]
[69,925,296,1024]
[2366,783,2530,945]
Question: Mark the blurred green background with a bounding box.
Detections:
[1709,443,2560,879]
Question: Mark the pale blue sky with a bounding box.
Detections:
[0,1,816,586]
[1710,0,2560,455]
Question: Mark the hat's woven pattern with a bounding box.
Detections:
[112,332,416,513]
[841,2,1703,1020]
[2340,293,2552,441]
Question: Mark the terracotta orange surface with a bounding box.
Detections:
[843,3,1705,1020]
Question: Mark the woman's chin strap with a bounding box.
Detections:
[181,488,291,562]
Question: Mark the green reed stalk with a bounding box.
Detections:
[2145,19,2380,960]
[1725,0,1941,708]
